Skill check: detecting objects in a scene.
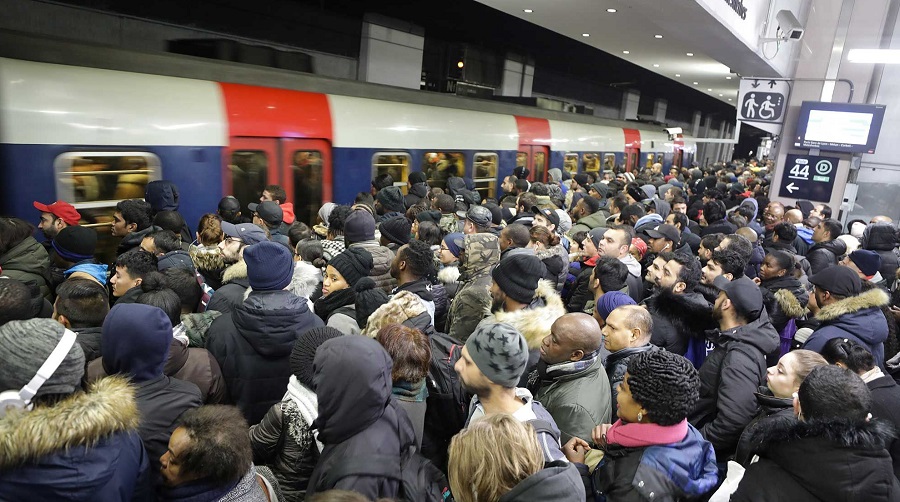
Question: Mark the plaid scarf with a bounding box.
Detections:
[545,347,603,378]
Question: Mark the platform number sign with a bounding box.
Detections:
[778,154,839,202]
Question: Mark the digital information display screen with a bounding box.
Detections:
[794,102,886,154]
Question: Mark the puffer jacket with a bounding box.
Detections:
[645,288,715,356]
[0,376,152,501]
[732,417,900,502]
[805,238,847,275]
[207,259,250,314]
[530,357,612,442]
[306,336,417,499]
[349,240,396,293]
[689,313,780,459]
[499,461,583,502]
[758,275,808,333]
[206,290,324,425]
[733,387,794,466]
[0,236,52,300]
[803,288,890,369]
[864,223,900,282]
[446,233,500,341]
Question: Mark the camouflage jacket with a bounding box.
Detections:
[446,233,500,342]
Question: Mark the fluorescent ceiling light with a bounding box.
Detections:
[653,64,659,67]
[728,98,733,101]
[675,74,681,77]
[847,49,900,63]
[523,9,533,13]
[693,82,699,85]
[623,50,630,54]
[725,76,732,79]
[607,8,617,13]
[719,93,723,96]
[707,88,712,91]
[686,53,694,56]
[582,33,590,37]
[654,35,663,39]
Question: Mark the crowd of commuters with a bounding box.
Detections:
[3,162,900,501]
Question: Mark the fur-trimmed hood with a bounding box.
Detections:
[222,259,248,284]
[647,288,715,337]
[438,265,460,285]
[815,287,890,322]
[774,288,806,318]
[362,290,429,337]
[0,376,139,468]
[750,416,893,453]
[492,279,566,349]
[189,243,225,271]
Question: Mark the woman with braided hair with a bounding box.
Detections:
[563,350,719,501]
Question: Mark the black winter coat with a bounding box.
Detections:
[206,290,324,425]
[645,289,715,356]
[700,219,737,237]
[733,387,794,466]
[135,375,203,472]
[864,223,900,282]
[732,418,900,502]
[758,275,808,333]
[805,239,847,275]
[688,313,780,459]
[250,398,320,502]
[499,461,583,502]
[869,376,900,479]
[207,260,250,314]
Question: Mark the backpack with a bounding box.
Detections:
[424,331,471,447]
[322,447,454,502]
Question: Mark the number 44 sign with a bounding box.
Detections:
[778,153,840,203]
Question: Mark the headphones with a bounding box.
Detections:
[0,328,78,417]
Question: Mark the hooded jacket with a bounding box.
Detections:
[349,240,397,293]
[404,182,429,208]
[446,233,500,341]
[864,223,900,281]
[499,461,583,502]
[758,275,808,334]
[570,210,610,235]
[733,387,794,466]
[208,259,250,314]
[731,418,900,502]
[207,290,324,425]
[645,288,715,356]
[306,336,416,499]
[0,236,52,300]
[145,180,179,212]
[803,288,890,369]
[689,313,780,459]
[806,238,848,275]
[190,243,226,291]
[280,202,296,225]
[0,376,151,501]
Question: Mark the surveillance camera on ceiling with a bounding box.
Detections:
[665,127,683,135]
[776,10,804,41]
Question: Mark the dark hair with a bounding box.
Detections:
[821,218,842,241]
[821,338,876,373]
[818,204,833,219]
[153,210,186,235]
[137,273,181,326]
[723,234,752,262]
[416,221,442,246]
[626,350,699,426]
[735,205,755,221]
[580,195,602,214]
[703,200,726,223]
[355,192,375,207]
[115,250,158,280]
[668,187,684,199]
[766,250,794,274]
[55,278,109,328]
[619,203,646,223]
[328,205,351,235]
[773,222,797,242]
[197,214,223,246]
[798,365,871,423]
[263,184,287,203]
[288,221,312,249]
[372,174,394,191]
[593,257,628,293]
[671,195,686,206]
[296,239,326,269]
[669,252,700,291]
[529,182,549,196]
[399,240,436,279]
[177,405,253,485]
[571,231,587,251]
[146,229,182,254]
[609,224,636,248]
[217,196,242,224]
[514,178,530,194]
[0,217,35,256]
[0,279,33,327]
[700,233,725,251]
[435,194,456,213]
[376,323,431,383]
[668,211,688,231]
[517,192,538,211]
[503,224,531,249]
[116,199,152,231]
[710,249,746,279]
[529,225,560,248]
[163,267,203,314]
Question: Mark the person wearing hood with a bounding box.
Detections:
[756,251,809,356]
[405,171,430,208]
[739,198,765,235]
[52,277,110,368]
[206,241,324,425]
[145,180,193,244]
[731,365,900,501]
[112,198,159,257]
[313,202,336,240]
[646,197,671,221]
[863,222,900,281]
[101,303,203,472]
[140,229,195,272]
[803,266,891,368]
[446,232,500,342]
[250,326,343,501]
[0,318,152,501]
[563,350,719,502]
[806,218,847,274]
[449,414,583,502]
[304,335,419,499]
[688,276,780,462]
[597,224,644,302]
[47,224,108,289]
[0,216,53,301]
[344,209,397,293]
[260,184,296,225]
[207,221,268,314]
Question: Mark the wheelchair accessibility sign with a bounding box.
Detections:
[738,79,790,124]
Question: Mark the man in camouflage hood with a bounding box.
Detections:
[445,233,500,342]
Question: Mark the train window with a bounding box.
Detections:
[645,153,655,168]
[516,152,528,171]
[293,150,323,227]
[373,152,411,194]
[564,154,579,174]
[473,153,498,200]
[533,152,546,182]
[604,154,616,171]
[583,153,601,173]
[230,150,269,214]
[656,153,665,165]
[423,152,464,190]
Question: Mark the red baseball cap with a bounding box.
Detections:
[33,200,81,226]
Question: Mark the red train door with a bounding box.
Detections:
[281,138,332,227]
[516,145,550,182]
[624,128,641,173]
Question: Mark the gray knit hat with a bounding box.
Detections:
[0,319,85,398]
[465,321,528,388]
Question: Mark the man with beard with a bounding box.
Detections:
[389,239,437,325]
[206,222,268,314]
[644,253,715,364]
[644,251,674,297]
[568,195,607,235]
[454,321,567,463]
[688,276,779,463]
[701,249,745,286]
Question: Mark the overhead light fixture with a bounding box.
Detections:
[654,35,663,39]
[847,49,900,63]
[523,9,533,13]
[728,98,733,101]
[623,50,630,54]
[686,53,694,56]
[675,74,681,77]
[582,33,590,37]
[725,76,732,79]
[707,88,712,91]
[457,61,465,68]
[607,8,617,13]
[719,93,724,96]
[693,82,699,85]
[653,64,660,67]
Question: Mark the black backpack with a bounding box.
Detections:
[423,331,470,450]
[321,447,453,502]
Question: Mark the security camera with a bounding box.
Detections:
[776,10,804,41]
[665,127,683,135]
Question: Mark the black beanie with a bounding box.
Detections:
[416,210,442,225]
[377,186,406,213]
[354,277,390,329]
[380,216,412,246]
[52,225,97,262]
[408,171,428,185]
[328,247,373,286]
[290,326,344,388]
[492,253,545,304]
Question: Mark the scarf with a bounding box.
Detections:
[392,379,428,403]
[860,367,885,383]
[313,287,355,321]
[545,347,603,378]
[604,418,689,448]
[282,375,323,452]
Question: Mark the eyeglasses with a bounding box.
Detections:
[224,236,241,244]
